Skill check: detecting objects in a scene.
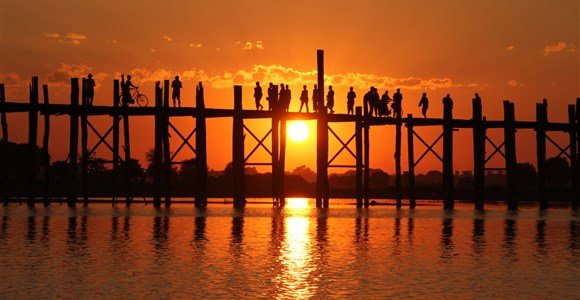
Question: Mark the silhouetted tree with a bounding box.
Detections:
[514,162,536,187]
[369,170,389,188]
[545,157,570,187]
[291,165,316,183]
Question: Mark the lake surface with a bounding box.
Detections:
[1,199,578,298]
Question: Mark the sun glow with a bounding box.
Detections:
[287,121,309,142]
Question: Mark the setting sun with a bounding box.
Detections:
[287,121,309,142]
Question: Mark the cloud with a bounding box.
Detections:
[162,35,172,42]
[237,41,264,51]
[0,73,22,85]
[46,63,108,87]
[507,79,524,87]
[43,32,87,45]
[132,65,479,91]
[543,42,577,55]
[150,48,156,53]
[189,43,202,48]
[506,45,515,51]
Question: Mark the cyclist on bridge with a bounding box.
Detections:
[121,74,138,106]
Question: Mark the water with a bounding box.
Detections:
[1,199,578,298]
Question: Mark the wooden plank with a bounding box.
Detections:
[195,82,208,208]
[407,114,416,208]
[442,96,454,209]
[232,85,245,207]
[68,78,79,207]
[505,101,518,210]
[472,98,485,210]
[536,102,548,209]
[42,85,51,207]
[355,107,363,207]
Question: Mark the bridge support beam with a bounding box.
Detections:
[355,107,363,207]
[112,81,120,206]
[535,101,547,210]
[67,78,79,208]
[81,78,89,207]
[472,98,485,210]
[232,85,246,208]
[153,82,163,207]
[163,80,171,207]
[504,101,518,210]
[407,114,416,208]
[442,99,454,209]
[568,104,578,210]
[28,77,39,207]
[195,82,208,208]
[42,85,51,207]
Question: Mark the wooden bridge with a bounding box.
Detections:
[0,50,578,210]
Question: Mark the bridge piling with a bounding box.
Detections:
[407,114,416,208]
[28,77,39,207]
[472,97,485,210]
[42,85,51,207]
[355,107,363,207]
[163,80,171,207]
[443,98,454,209]
[504,101,518,210]
[568,104,577,210]
[81,78,89,207]
[67,78,79,208]
[112,80,120,206]
[195,82,208,208]
[233,85,245,208]
[535,101,548,209]
[395,106,402,208]
[153,82,162,207]
[123,100,132,207]
[279,116,286,207]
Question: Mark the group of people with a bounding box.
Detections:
[254,82,338,113]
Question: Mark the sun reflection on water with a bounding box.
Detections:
[274,198,316,298]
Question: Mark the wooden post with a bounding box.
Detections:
[395,104,402,207]
[279,117,286,208]
[472,98,485,210]
[153,81,163,207]
[81,78,89,207]
[42,85,51,207]
[442,97,454,209]
[407,114,416,208]
[271,84,279,205]
[504,101,518,210]
[112,80,120,206]
[316,50,328,208]
[355,107,363,207]
[0,84,7,141]
[363,106,370,208]
[163,80,171,207]
[195,82,208,208]
[535,102,548,209]
[27,77,39,207]
[68,78,79,207]
[232,85,245,208]
[122,105,131,206]
[568,104,577,210]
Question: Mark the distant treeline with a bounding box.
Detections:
[0,141,573,202]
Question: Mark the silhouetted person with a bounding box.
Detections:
[363,87,374,116]
[299,85,309,112]
[393,88,403,118]
[121,74,137,106]
[326,85,335,114]
[380,90,392,117]
[371,87,380,116]
[473,93,482,117]
[347,87,356,115]
[285,84,291,111]
[418,92,429,118]
[254,81,263,110]
[267,82,276,111]
[171,76,182,107]
[278,83,286,112]
[85,73,95,106]
[443,93,453,109]
[312,84,319,112]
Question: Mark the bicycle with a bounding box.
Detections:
[121,88,149,107]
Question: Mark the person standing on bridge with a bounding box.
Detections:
[85,73,95,106]
[267,82,276,111]
[380,90,392,117]
[371,87,380,116]
[363,87,374,116]
[254,81,263,110]
[299,85,309,113]
[418,92,429,118]
[442,93,453,109]
[312,84,320,112]
[171,76,182,107]
[278,83,286,112]
[326,85,335,114]
[285,84,292,112]
[392,88,403,118]
[346,87,356,115]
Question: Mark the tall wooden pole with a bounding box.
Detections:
[568,104,577,210]
[395,105,402,207]
[574,98,580,210]
[407,114,416,208]
[271,98,279,205]
[27,77,39,207]
[153,81,163,207]
[0,84,7,141]
[81,78,89,207]
[355,107,363,207]
[472,97,485,210]
[442,98,454,209]
[504,101,518,210]
[232,85,245,208]
[68,78,79,207]
[163,80,171,207]
[363,105,370,208]
[112,80,120,206]
[122,104,131,206]
[279,117,286,207]
[535,102,548,209]
[316,50,329,208]
[195,82,208,208]
[42,85,51,207]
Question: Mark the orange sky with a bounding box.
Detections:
[1,0,578,174]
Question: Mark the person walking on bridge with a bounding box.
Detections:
[299,85,309,113]
[418,92,429,118]
[326,85,335,114]
[312,84,319,112]
[380,89,392,117]
[285,84,291,112]
[171,76,182,107]
[267,82,276,111]
[392,88,403,118]
[85,73,95,106]
[346,87,356,115]
[254,81,264,110]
